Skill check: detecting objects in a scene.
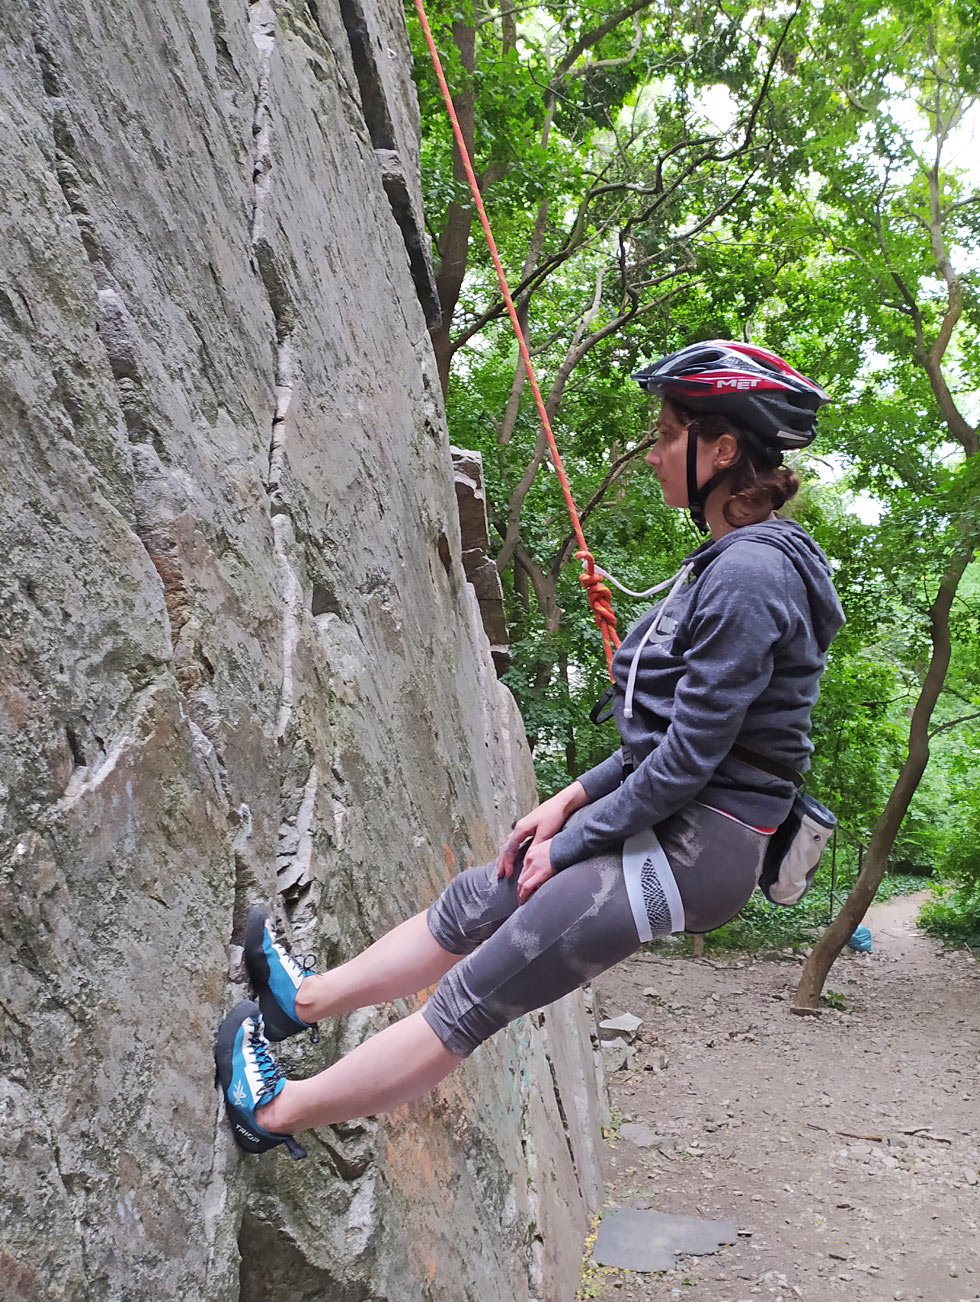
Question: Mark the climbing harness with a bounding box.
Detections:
[412,0,620,676]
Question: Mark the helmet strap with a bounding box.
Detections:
[685,428,730,535]
[686,428,707,533]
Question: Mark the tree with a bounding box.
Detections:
[771,0,980,1004]
[411,0,828,733]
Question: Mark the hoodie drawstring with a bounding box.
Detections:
[602,560,696,721]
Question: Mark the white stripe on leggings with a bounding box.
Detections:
[622,825,686,942]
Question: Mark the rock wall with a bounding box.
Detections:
[0,2,605,1299]
[452,447,510,675]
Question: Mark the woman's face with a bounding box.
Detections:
[646,402,734,509]
[645,402,694,508]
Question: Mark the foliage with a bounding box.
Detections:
[648,870,927,954]
[409,0,980,954]
[919,703,980,942]
[920,880,980,948]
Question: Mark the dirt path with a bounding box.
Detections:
[586,893,980,1302]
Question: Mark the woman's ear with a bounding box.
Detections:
[713,431,739,469]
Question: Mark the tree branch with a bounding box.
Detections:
[549,0,655,88]
[514,542,560,629]
[552,435,657,572]
[833,242,914,316]
[917,135,979,453]
[928,710,980,741]
[495,427,550,573]
[942,193,980,216]
[566,12,644,79]
[721,0,802,157]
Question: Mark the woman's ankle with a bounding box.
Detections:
[294,973,325,1023]
[257,1085,290,1133]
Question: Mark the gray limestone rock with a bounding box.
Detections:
[620,1123,666,1148]
[600,1012,643,1038]
[594,1208,739,1273]
[0,1,602,1298]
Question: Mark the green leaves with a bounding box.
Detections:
[411,0,980,920]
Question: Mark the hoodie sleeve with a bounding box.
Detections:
[575,749,625,801]
[550,547,792,870]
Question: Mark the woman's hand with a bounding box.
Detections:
[517,838,554,903]
[496,781,588,883]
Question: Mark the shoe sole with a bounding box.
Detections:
[243,906,308,1042]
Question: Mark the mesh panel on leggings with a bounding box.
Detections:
[640,861,674,935]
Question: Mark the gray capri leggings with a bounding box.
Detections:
[422,803,768,1058]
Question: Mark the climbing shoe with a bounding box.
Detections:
[243,905,319,1043]
[214,1000,307,1160]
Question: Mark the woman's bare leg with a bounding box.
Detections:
[258,1009,460,1130]
[294,911,462,1022]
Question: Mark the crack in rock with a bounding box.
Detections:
[277,763,319,893]
[267,335,294,492]
[272,513,301,740]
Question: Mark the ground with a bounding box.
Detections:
[584,892,980,1302]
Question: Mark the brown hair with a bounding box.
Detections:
[661,398,800,527]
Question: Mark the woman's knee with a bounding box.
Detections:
[422,965,503,1058]
[426,861,520,956]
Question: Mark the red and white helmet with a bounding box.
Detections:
[633,340,829,451]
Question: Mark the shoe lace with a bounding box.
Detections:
[250,1018,287,1102]
[279,946,317,982]
[273,939,320,1043]
[300,958,322,1046]
[295,952,320,1044]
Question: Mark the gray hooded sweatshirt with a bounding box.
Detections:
[549,517,844,872]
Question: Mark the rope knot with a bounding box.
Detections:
[576,551,620,672]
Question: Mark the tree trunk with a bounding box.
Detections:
[794,545,976,1008]
[559,652,578,776]
[513,554,530,614]
[429,20,476,397]
[796,117,979,1008]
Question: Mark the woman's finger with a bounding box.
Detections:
[497,838,513,878]
[498,828,530,878]
[496,833,513,878]
[518,861,543,900]
[518,843,541,884]
[518,870,545,903]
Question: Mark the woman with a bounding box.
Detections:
[214,340,844,1160]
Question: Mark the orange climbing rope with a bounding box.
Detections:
[412,0,621,676]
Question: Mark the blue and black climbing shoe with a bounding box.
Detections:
[244,905,319,1044]
[214,1000,307,1160]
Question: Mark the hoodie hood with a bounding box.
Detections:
[684,516,844,652]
